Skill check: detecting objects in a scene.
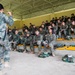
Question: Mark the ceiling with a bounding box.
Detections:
[0,0,75,19]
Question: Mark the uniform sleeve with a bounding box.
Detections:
[4,14,14,26]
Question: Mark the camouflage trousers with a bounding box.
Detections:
[0,31,11,70]
[43,40,56,53]
[24,41,34,51]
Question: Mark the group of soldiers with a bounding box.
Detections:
[8,28,56,56]
[0,3,75,71]
[8,13,75,56]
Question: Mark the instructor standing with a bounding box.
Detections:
[0,4,14,70]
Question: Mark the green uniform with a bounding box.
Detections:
[33,34,43,51]
[66,21,72,36]
[24,35,34,51]
[44,34,56,53]
[12,34,20,49]
[61,25,67,38]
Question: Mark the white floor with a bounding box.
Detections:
[1,50,75,75]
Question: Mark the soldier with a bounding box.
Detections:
[22,24,28,30]
[47,25,52,34]
[18,32,24,45]
[41,24,46,35]
[44,20,50,30]
[52,23,57,35]
[12,30,19,51]
[71,21,75,35]
[16,32,25,52]
[71,13,75,21]
[0,4,14,70]
[24,29,29,37]
[24,32,34,53]
[56,19,62,38]
[44,29,56,56]
[66,18,72,36]
[61,21,67,38]
[8,29,13,42]
[39,27,45,36]
[33,30,43,55]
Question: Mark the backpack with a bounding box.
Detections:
[54,43,65,48]
[62,54,74,63]
[38,52,52,58]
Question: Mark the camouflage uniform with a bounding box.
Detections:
[0,12,14,69]
[24,34,34,52]
[19,35,24,45]
[33,34,43,52]
[12,34,20,50]
[44,34,56,53]
[8,30,13,42]
[66,21,72,36]
[61,24,67,38]
[72,21,75,34]
[56,23,61,38]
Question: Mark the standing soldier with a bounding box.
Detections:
[0,4,14,70]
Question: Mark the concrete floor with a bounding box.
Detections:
[0,50,75,75]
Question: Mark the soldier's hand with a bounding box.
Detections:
[7,12,12,16]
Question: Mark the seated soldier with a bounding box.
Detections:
[8,29,13,42]
[12,29,20,51]
[56,20,61,38]
[43,29,56,56]
[52,23,57,35]
[33,30,43,55]
[16,33,25,52]
[66,18,72,36]
[39,27,45,36]
[71,21,75,35]
[18,32,24,45]
[24,32,34,53]
[61,21,67,38]
[24,29,29,37]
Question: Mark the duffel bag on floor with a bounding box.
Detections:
[62,54,74,63]
[38,52,52,58]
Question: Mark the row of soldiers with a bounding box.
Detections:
[8,28,56,56]
[8,14,75,56]
[22,14,75,39]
